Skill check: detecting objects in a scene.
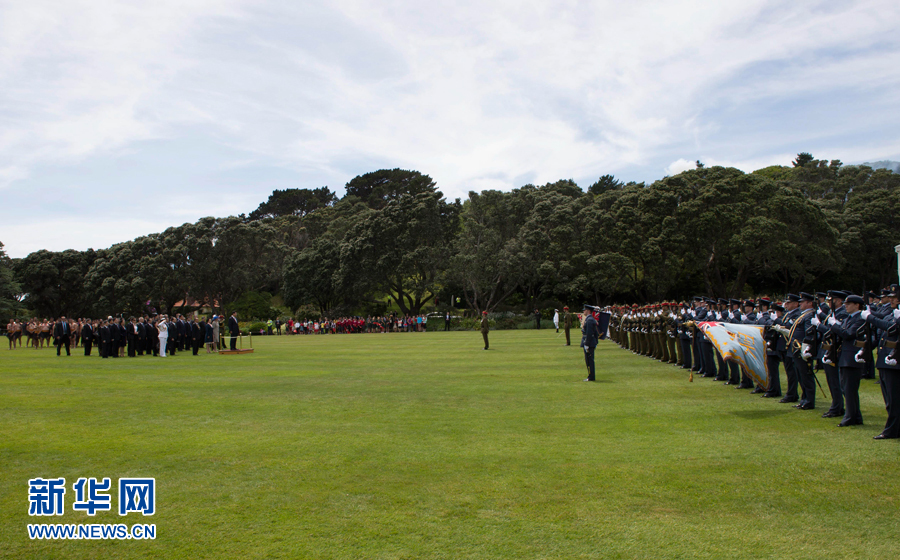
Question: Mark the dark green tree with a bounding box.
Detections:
[340,190,459,315]
[587,174,624,196]
[792,152,814,167]
[249,187,337,220]
[15,249,97,317]
[343,169,438,209]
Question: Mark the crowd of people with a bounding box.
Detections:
[604,286,900,440]
[5,314,225,358]
[285,314,433,334]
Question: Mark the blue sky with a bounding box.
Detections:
[2,0,899,257]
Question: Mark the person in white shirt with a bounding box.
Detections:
[158,315,169,357]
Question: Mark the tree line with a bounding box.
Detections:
[2,154,898,321]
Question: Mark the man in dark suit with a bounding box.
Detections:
[136,317,147,356]
[192,319,203,355]
[818,294,867,427]
[53,316,71,356]
[228,312,240,350]
[126,317,137,357]
[581,305,600,381]
[99,320,111,359]
[81,319,94,356]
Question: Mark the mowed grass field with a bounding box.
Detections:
[2,330,899,559]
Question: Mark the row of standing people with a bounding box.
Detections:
[608,286,900,440]
[6,314,226,358]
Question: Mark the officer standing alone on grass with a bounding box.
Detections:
[582,305,600,381]
[563,306,572,346]
[480,311,489,350]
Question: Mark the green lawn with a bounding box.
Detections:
[2,331,898,559]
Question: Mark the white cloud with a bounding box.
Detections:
[2,0,900,256]
[665,159,697,176]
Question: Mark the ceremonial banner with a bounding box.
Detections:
[698,322,769,388]
[596,311,611,340]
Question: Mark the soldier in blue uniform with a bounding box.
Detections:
[690,297,707,376]
[764,301,788,399]
[817,294,867,427]
[676,303,693,370]
[813,291,848,417]
[581,305,600,381]
[865,286,900,439]
[783,293,818,406]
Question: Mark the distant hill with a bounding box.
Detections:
[861,160,900,173]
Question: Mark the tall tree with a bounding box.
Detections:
[343,169,438,209]
[340,191,459,315]
[15,249,97,317]
[249,187,337,220]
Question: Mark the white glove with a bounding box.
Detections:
[689,310,695,317]
[801,343,812,360]
[860,309,870,320]
[826,316,837,326]
[715,312,722,320]
[887,355,898,366]
[773,325,789,336]
[894,308,900,319]
[823,355,833,365]
[728,311,734,319]
[855,349,865,364]
[811,316,820,326]
[770,311,777,321]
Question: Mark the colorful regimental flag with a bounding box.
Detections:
[698,321,769,388]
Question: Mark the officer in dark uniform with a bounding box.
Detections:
[563,306,572,346]
[691,297,708,375]
[712,299,729,381]
[862,291,880,379]
[814,291,847,416]
[480,310,489,350]
[865,286,900,438]
[764,302,788,398]
[534,309,541,330]
[772,294,813,403]
[677,303,693,370]
[818,294,867,427]
[581,305,600,381]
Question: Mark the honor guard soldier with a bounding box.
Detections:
[563,306,572,346]
[864,286,900,439]
[581,305,600,381]
[815,294,866,427]
[480,311,489,350]
[814,291,848,416]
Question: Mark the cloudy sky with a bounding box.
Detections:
[2,0,899,257]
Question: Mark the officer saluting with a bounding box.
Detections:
[581,305,600,381]
[864,286,900,439]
